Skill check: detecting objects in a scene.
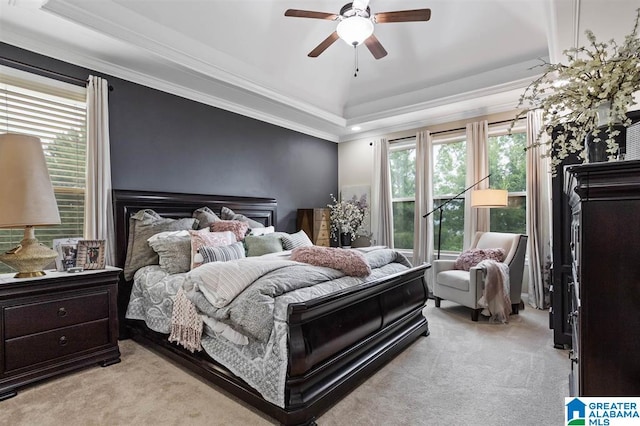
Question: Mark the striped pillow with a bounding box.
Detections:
[281,230,313,250]
[189,229,236,269]
[200,242,246,263]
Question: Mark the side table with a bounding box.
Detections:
[0,267,121,400]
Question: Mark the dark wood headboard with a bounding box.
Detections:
[112,189,277,336]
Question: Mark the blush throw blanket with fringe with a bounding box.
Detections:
[476,259,511,323]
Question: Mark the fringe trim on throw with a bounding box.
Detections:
[477,260,511,324]
[168,287,203,352]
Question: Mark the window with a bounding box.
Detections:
[389,141,416,249]
[488,125,527,234]
[387,121,527,256]
[0,66,87,273]
[432,137,467,252]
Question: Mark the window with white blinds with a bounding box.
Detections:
[0,66,87,272]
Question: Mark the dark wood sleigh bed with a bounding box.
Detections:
[113,189,430,425]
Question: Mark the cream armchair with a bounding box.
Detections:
[432,232,528,321]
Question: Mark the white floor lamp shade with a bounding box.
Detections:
[0,133,61,278]
[471,189,509,208]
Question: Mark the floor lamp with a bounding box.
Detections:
[423,174,508,259]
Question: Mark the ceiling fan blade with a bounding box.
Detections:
[374,9,431,23]
[364,34,388,59]
[285,9,338,20]
[308,31,340,57]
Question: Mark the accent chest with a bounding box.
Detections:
[297,208,331,246]
[0,267,121,400]
[566,160,640,396]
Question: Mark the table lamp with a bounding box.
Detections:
[0,133,61,278]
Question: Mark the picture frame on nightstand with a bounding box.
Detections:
[76,240,106,270]
[53,238,82,271]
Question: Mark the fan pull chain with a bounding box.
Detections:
[353,45,359,77]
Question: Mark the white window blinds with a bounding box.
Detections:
[0,66,87,269]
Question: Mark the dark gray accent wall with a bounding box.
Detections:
[1,43,338,232]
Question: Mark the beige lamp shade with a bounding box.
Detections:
[0,133,61,228]
[471,189,508,208]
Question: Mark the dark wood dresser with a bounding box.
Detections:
[551,155,580,348]
[566,160,640,396]
[296,208,330,246]
[0,267,120,400]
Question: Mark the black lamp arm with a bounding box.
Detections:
[423,174,492,218]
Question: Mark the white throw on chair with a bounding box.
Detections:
[432,232,528,321]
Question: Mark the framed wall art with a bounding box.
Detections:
[76,240,106,270]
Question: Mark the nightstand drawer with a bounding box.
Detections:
[315,229,330,240]
[316,238,330,247]
[314,209,329,221]
[4,292,109,339]
[4,318,110,371]
[315,220,329,231]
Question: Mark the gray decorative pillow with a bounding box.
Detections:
[244,234,284,257]
[220,206,264,229]
[200,242,246,263]
[280,230,313,250]
[193,206,221,230]
[123,209,198,280]
[147,231,191,274]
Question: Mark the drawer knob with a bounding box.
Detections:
[59,336,68,346]
[57,307,67,317]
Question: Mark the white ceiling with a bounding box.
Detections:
[1,0,638,142]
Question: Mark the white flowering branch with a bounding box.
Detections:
[512,8,640,174]
[327,194,369,241]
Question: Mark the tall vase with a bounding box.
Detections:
[340,232,352,249]
[587,102,626,162]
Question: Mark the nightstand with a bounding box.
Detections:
[0,267,121,400]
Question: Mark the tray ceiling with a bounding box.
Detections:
[1,0,638,141]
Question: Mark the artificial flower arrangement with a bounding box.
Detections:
[327,193,369,242]
[512,8,640,174]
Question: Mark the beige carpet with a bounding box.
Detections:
[1,299,569,425]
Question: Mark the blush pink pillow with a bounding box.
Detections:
[453,248,505,271]
[210,220,249,242]
[189,229,236,269]
[291,246,371,277]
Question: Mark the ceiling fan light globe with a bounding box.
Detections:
[336,16,373,46]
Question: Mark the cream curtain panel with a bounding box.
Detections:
[372,138,394,248]
[526,110,553,309]
[463,120,489,248]
[413,131,434,265]
[85,75,115,266]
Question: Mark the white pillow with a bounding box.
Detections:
[249,226,275,236]
[147,229,190,242]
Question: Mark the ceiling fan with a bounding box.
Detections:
[284,0,431,60]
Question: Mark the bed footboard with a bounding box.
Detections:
[285,263,430,423]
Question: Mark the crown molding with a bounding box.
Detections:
[340,84,526,142]
[1,23,342,142]
[43,0,345,127]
